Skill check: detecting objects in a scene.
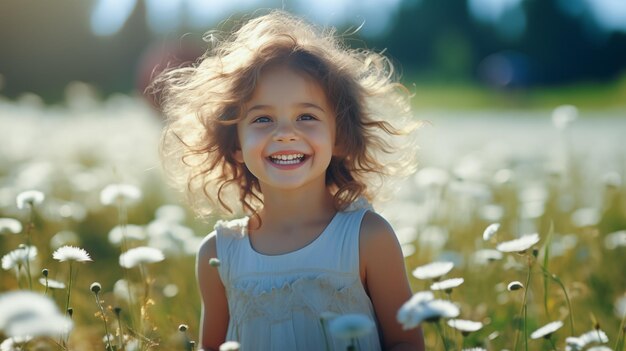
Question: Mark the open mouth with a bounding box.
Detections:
[267,153,307,165]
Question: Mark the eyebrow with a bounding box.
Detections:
[246,102,326,114]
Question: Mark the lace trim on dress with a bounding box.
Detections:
[214,197,370,238]
[214,217,249,239]
[227,274,368,325]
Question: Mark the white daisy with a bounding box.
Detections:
[448,319,483,334]
[155,205,186,223]
[585,346,612,351]
[38,277,66,289]
[615,294,626,318]
[552,104,577,130]
[108,224,146,245]
[412,261,454,280]
[530,320,563,339]
[219,341,241,351]
[579,329,609,345]
[496,233,540,253]
[414,167,450,187]
[472,249,503,265]
[430,278,464,291]
[16,190,45,210]
[397,292,459,329]
[119,247,164,268]
[100,183,142,206]
[602,171,622,187]
[604,230,626,250]
[0,291,71,337]
[49,230,80,249]
[1,336,33,351]
[328,313,376,340]
[482,223,500,241]
[0,218,22,235]
[52,245,92,262]
[2,246,37,271]
[565,336,586,351]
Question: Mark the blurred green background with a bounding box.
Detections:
[1,0,626,109]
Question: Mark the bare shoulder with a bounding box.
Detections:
[197,230,218,263]
[359,211,399,248]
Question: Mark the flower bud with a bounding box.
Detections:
[90,282,102,294]
[178,324,188,332]
[42,268,49,277]
[507,281,524,291]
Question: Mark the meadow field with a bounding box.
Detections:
[1,88,625,350]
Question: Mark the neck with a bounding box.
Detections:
[253,185,336,231]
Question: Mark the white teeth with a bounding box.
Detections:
[269,153,305,165]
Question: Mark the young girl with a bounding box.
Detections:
[154,10,424,351]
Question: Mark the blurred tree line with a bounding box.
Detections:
[0,0,625,103]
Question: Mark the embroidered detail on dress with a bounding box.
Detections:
[214,217,249,239]
[344,197,373,212]
[227,275,368,325]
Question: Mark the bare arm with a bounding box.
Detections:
[196,231,229,351]
[360,212,425,351]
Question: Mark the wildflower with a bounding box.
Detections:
[565,336,586,351]
[496,233,540,253]
[0,291,72,337]
[163,284,179,297]
[100,183,142,206]
[604,230,626,250]
[328,313,375,340]
[155,205,186,223]
[412,261,454,280]
[602,172,622,188]
[108,224,146,245]
[16,190,45,209]
[119,246,164,268]
[52,245,92,262]
[552,104,577,130]
[178,324,188,332]
[507,281,524,291]
[615,294,626,318]
[482,223,500,241]
[579,329,609,345]
[0,218,22,235]
[530,320,563,339]
[571,207,600,228]
[209,258,221,267]
[585,347,612,351]
[414,167,450,187]
[472,249,503,265]
[50,230,80,249]
[430,278,464,292]
[38,277,66,289]
[448,319,483,334]
[219,341,241,351]
[90,282,102,294]
[397,291,459,329]
[2,246,37,271]
[1,336,32,351]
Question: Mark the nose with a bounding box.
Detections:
[273,121,299,142]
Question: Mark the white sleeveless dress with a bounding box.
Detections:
[214,206,383,351]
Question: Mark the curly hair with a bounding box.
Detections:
[151,10,419,219]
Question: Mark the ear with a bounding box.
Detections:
[233,149,244,163]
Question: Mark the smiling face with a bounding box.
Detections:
[234,66,336,193]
